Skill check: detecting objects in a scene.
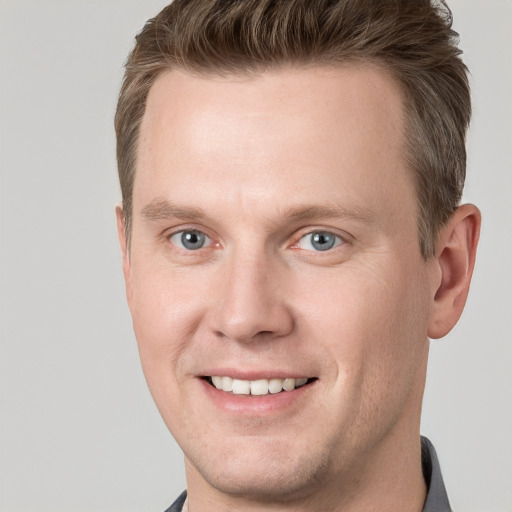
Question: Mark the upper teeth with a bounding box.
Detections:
[210,376,309,395]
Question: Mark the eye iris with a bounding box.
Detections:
[181,230,205,250]
[311,232,335,251]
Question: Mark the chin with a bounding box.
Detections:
[185,439,334,503]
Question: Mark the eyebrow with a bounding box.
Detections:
[280,204,375,224]
[140,198,375,224]
[141,199,207,221]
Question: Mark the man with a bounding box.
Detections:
[114,1,480,511]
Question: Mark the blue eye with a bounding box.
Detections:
[297,231,343,251]
[169,230,211,250]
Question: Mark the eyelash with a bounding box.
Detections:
[293,230,345,252]
[166,228,347,254]
[167,229,215,251]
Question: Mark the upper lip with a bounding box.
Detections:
[198,369,315,380]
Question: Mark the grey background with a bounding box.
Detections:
[0,1,510,511]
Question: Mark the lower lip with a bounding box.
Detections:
[199,378,316,415]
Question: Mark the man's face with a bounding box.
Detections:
[121,65,437,500]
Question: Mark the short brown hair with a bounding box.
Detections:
[115,0,470,258]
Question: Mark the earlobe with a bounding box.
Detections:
[428,204,481,339]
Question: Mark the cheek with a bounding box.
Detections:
[127,265,211,434]
[128,263,206,380]
[297,259,431,385]
[299,260,430,450]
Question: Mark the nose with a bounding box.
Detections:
[210,251,295,343]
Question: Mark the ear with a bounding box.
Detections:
[116,204,132,304]
[428,204,481,339]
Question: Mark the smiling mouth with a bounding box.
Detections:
[203,376,317,396]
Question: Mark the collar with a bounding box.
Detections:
[421,436,452,512]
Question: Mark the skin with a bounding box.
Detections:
[117,65,480,512]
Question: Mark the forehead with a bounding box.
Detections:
[139,64,405,160]
[135,64,414,230]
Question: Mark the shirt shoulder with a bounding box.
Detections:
[163,490,187,512]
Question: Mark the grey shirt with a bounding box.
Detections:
[421,436,452,512]
[164,436,451,512]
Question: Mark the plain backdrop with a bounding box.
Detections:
[0,1,511,511]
